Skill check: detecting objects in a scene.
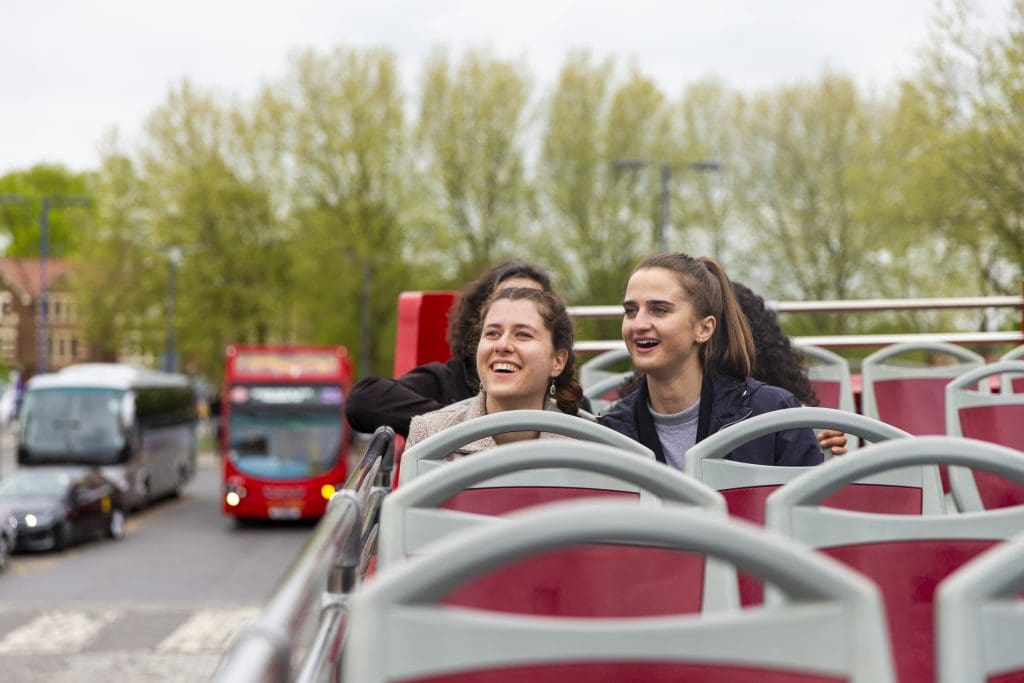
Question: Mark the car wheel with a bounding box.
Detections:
[106,509,126,540]
[0,534,10,572]
[54,522,72,551]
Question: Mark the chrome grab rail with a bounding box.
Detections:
[215,426,395,683]
[570,293,1024,354]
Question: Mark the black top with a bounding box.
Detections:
[344,357,477,437]
[345,355,593,438]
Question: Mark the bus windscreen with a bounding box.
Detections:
[19,388,127,464]
[226,384,343,480]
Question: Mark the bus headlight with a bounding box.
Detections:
[320,484,336,500]
[224,483,247,507]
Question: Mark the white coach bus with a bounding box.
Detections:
[17,363,198,510]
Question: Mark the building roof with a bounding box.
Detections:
[0,258,71,300]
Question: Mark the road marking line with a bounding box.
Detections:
[0,610,122,654]
[156,607,259,653]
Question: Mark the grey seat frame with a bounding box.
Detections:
[936,530,1024,683]
[379,440,736,609]
[682,407,938,509]
[398,409,652,485]
[345,501,895,683]
[945,361,1024,512]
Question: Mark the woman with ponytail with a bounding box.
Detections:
[600,253,822,469]
[405,287,583,458]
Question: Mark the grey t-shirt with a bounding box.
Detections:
[649,398,700,470]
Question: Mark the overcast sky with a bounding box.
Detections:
[0,0,1012,176]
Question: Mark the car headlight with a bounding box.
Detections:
[23,511,55,528]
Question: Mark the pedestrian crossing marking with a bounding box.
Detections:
[156,607,260,653]
[0,610,122,654]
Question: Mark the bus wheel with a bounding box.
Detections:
[107,509,126,540]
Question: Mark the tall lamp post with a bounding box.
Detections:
[163,246,183,373]
[611,159,721,252]
[37,196,91,374]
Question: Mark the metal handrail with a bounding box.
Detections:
[215,426,395,683]
[568,295,1024,319]
[570,293,1024,354]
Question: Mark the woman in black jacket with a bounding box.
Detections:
[344,260,553,437]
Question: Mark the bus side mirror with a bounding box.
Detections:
[120,394,136,433]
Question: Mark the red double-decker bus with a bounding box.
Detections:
[220,344,353,520]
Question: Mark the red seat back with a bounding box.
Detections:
[810,380,842,410]
[439,488,709,617]
[406,662,847,682]
[443,544,706,617]
[957,404,1024,508]
[824,539,997,683]
[443,487,632,516]
[725,484,924,605]
[873,377,951,435]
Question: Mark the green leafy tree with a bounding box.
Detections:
[0,164,93,258]
[733,74,905,333]
[72,134,160,361]
[906,0,1024,298]
[417,49,534,281]
[140,80,290,379]
[668,79,745,265]
[281,47,411,377]
[538,53,667,307]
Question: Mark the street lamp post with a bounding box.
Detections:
[37,196,90,374]
[611,159,721,252]
[163,247,183,373]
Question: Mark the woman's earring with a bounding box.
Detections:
[479,381,485,394]
[549,379,556,396]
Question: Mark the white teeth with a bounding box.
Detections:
[492,362,519,373]
[636,339,659,348]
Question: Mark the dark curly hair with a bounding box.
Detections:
[731,280,818,405]
[474,287,583,415]
[446,260,553,361]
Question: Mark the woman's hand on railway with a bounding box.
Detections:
[817,429,848,456]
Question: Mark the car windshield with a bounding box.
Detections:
[228,412,341,480]
[19,388,127,464]
[0,470,72,500]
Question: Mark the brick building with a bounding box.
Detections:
[0,258,91,373]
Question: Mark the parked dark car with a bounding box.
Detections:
[0,467,126,551]
[0,503,15,570]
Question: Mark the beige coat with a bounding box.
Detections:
[406,392,577,460]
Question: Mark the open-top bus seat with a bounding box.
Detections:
[582,372,634,417]
[684,407,927,525]
[683,406,925,605]
[397,409,652,486]
[999,344,1024,393]
[345,501,895,683]
[946,361,1024,511]
[861,341,986,436]
[936,530,1024,683]
[765,436,1024,683]
[378,440,737,612]
[580,348,634,416]
[579,347,631,390]
[799,344,856,414]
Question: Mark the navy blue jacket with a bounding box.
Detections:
[599,374,822,467]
